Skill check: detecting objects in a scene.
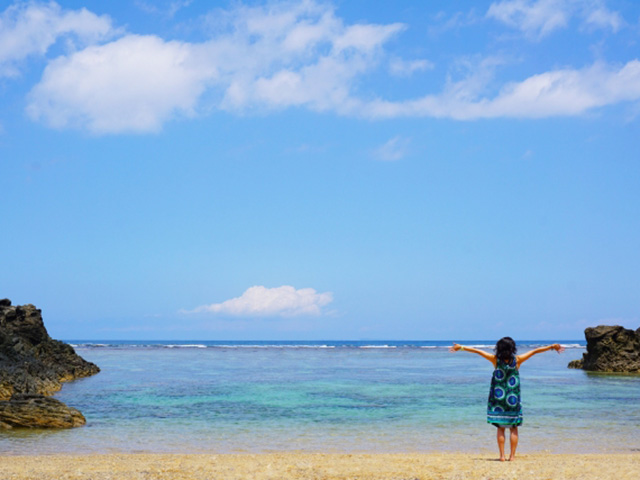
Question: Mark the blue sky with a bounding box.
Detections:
[1,0,639,340]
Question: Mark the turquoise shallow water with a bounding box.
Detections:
[1,341,639,454]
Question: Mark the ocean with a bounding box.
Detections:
[2,340,639,455]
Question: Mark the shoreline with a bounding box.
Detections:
[1,452,638,479]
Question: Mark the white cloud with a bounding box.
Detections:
[487,0,624,39]
[374,136,410,161]
[24,0,404,132]
[583,6,623,32]
[481,61,640,117]
[333,23,403,53]
[363,60,640,120]
[213,3,404,114]
[0,1,114,77]
[12,0,640,132]
[487,0,569,38]
[185,285,334,317]
[26,35,213,133]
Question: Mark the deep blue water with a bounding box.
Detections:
[2,340,640,455]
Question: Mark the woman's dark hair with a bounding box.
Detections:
[495,337,517,364]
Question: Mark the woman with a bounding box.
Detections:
[450,338,564,461]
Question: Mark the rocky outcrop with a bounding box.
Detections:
[568,325,640,373]
[0,394,86,429]
[0,299,100,428]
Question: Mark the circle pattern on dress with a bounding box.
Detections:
[488,358,522,425]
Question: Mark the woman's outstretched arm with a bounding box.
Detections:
[516,344,564,368]
[449,344,497,366]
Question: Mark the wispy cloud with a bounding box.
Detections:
[363,60,640,120]
[135,0,193,18]
[183,285,334,317]
[389,58,433,77]
[1,1,638,133]
[487,0,624,39]
[582,5,624,32]
[522,149,534,159]
[427,10,481,36]
[0,1,115,78]
[374,136,410,161]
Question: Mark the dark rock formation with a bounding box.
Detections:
[568,325,640,373]
[0,299,100,428]
[0,394,86,429]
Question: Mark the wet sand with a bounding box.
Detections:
[1,452,638,480]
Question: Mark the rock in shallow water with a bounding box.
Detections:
[0,299,100,428]
[0,394,86,429]
[568,325,640,373]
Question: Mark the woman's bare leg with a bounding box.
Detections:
[496,427,506,461]
[509,426,519,461]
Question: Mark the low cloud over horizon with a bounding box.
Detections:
[183,286,334,318]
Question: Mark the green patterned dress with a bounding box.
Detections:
[487,357,523,427]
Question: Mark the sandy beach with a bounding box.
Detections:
[1,453,638,480]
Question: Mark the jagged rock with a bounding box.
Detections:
[568,325,640,373]
[567,359,582,369]
[0,299,99,428]
[0,394,86,429]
